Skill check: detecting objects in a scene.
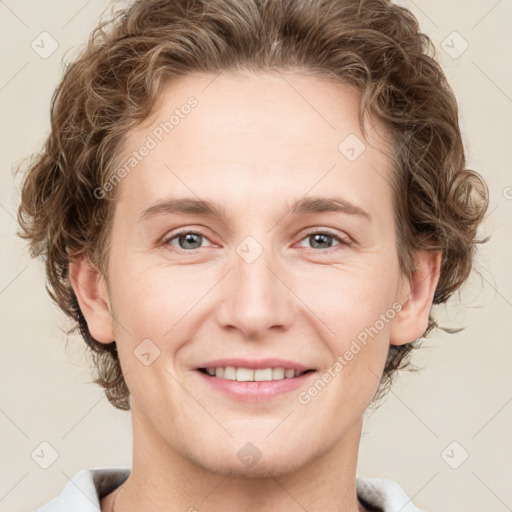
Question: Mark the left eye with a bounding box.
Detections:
[297,231,347,250]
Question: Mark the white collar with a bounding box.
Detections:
[36,467,422,512]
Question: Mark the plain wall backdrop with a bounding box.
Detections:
[1,1,511,511]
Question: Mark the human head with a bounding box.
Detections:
[17,0,489,413]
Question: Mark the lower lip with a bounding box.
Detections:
[195,370,317,401]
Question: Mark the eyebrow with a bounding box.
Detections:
[138,195,371,223]
[288,196,371,221]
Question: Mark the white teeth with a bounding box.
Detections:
[254,368,273,381]
[236,367,254,381]
[272,367,285,380]
[202,366,308,381]
[223,366,237,380]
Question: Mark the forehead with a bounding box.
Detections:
[112,71,395,226]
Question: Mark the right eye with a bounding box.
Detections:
[162,229,214,251]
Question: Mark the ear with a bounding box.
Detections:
[69,255,115,344]
[390,250,442,346]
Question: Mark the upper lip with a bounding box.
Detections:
[196,358,314,372]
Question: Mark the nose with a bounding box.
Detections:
[215,243,296,340]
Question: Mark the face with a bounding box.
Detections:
[80,71,429,477]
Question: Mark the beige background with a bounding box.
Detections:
[1,1,511,511]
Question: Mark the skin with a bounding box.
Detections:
[70,71,441,512]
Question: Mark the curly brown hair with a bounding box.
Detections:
[16,0,489,411]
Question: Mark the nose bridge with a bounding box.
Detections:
[217,234,294,337]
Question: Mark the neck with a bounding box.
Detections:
[103,403,367,512]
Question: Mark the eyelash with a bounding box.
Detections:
[162,227,351,253]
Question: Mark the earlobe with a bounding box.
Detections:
[390,250,442,346]
[69,256,115,344]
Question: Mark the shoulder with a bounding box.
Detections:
[35,467,130,512]
[356,476,423,512]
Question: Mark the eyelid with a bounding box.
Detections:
[296,227,352,246]
[162,227,215,248]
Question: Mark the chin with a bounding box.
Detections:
[187,442,313,479]
[202,455,309,480]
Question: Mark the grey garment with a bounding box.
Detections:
[35,467,422,512]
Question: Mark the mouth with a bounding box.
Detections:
[193,358,318,400]
[195,366,317,401]
[197,367,316,381]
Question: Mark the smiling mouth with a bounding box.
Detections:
[197,367,316,381]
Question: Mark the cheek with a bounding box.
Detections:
[108,268,190,407]
[111,264,196,339]
[294,258,400,331]
[291,261,399,377]
[296,272,396,412]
